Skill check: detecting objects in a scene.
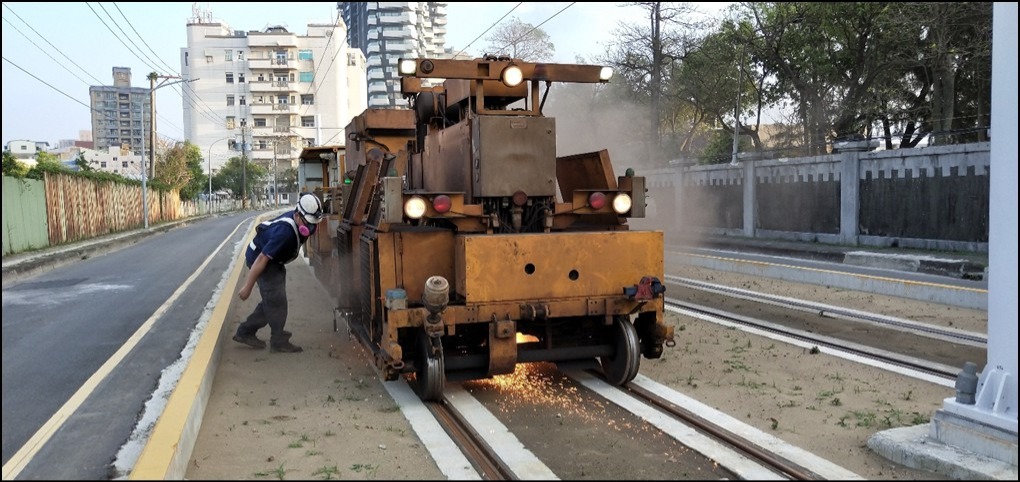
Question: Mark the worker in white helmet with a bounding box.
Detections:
[233,192,324,353]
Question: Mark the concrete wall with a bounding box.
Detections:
[640,142,990,252]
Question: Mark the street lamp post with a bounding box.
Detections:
[141,74,195,229]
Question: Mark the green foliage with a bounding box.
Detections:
[74,152,95,172]
[5,148,165,188]
[156,141,207,199]
[276,166,298,194]
[598,2,992,159]
[699,129,753,165]
[2,150,29,177]
[213,156,267,201]
[26,151,71,180]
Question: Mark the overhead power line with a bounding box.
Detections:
[2,3,104,84]
[454,2,523,58]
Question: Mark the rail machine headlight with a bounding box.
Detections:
[501,64,524,87]
[612,193,633,214]
[405,195,428,219]
[398,58,417,76]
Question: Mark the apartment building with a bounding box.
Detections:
[181,5,367,184]
[88,67,152,156]
[341,2,448,108]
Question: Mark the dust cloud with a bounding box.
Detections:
[542,82,722,250]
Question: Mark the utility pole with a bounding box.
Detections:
[242,125,249,209]
[731,46,744,165]
[141,73,193,229]
[149,73,157,179]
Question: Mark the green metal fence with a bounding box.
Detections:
[2,176,49,255]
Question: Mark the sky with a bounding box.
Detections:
[1,2,729,147]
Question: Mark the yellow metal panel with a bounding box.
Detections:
[455,231,663,303]
[373,230,458,324]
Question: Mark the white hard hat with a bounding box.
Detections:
[297,193,324,224]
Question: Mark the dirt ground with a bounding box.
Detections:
[185,260,986,480]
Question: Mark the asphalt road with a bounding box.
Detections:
[1,211,266,479]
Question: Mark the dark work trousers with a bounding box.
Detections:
[236,261,289,344]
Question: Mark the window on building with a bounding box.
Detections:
[238,73,245,83]
[303,137,315,147]
[298,49,313,60]
[239,95,246,106]
[225,72,234,83]
[205,53,213,63]
[257,140,268,150]
[101,161,107,168]
[301,94,314,105]
[224,49,233,61]
[227,95,235,106]
[301,116,315,127]
[254,118,267,127]
[277,95,289,105]
[226,116,236,129]
[237,50,245,60]
[299,71,314,83]
[275,50,287,65]
[228,139,238,150]
[122,161,128,168]
[184,51,189,66]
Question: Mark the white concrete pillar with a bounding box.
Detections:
[929,2,1018,465]
[839,151,861,245]
[742,161,755,238]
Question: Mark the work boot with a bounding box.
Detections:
[232,332,266,349]
[270,332,303,353]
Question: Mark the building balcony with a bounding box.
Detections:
[250,147,296,161]
[251,126,275,137]
[249,103,296,115]
[247,57,297,69]
[247,80,297,93]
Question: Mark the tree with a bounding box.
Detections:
[277,166,298,195]
[601,2,708,159]
[213,156,266,202]
[2,150,29,177]
[483,17,554,62]
[730,2,991,153]
[26,151,71,180]
[156,141,206,199]
[74,151,95,172]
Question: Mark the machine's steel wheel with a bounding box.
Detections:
[415,330,445,401]
[599,316,640,385]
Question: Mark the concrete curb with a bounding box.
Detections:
[844,251,986,279]
[867,424,1018,480]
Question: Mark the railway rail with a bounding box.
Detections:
[665,275,986,347]
[664,297,960,383]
